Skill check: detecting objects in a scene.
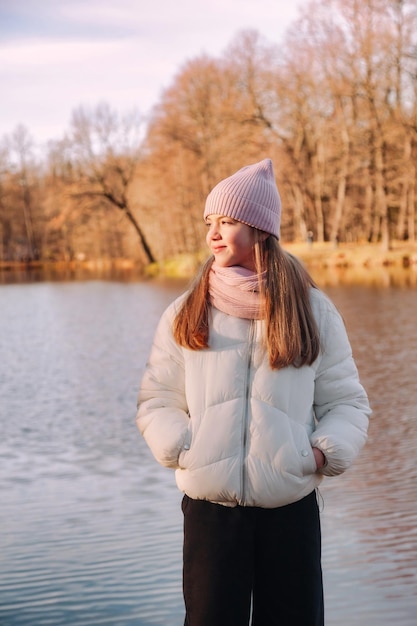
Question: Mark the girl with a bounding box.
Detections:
[136,159,370,626]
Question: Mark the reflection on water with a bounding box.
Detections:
[309,263,417,289]
[319,286,417,626]
[1,260,417,289]
[0,278,416,625]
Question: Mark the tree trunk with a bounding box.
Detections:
[123,206,156,264]
[21,179,36,259]
[408,176,416,242]
[374,141,390,251]
[291,184,307,242]
[311,152,325,243]
[330,102,350,243]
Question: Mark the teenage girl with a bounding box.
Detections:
[137,159,370,626]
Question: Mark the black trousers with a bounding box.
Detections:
[182,491,324,626]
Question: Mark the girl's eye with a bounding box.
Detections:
[204,219,234,227]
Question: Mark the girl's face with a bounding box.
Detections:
[205,214,257,271]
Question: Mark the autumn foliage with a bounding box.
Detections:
[1,0,417,266]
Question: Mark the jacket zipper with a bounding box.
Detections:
[241,320,256,504]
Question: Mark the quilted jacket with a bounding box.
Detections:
[136,287,370,508]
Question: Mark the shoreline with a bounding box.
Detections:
[284,241,417,270]
[1,241,417,285]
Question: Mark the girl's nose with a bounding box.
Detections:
[208,224,221,239]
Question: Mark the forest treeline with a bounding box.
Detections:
[1,0,417,267]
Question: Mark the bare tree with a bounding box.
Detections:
[9,125,40,259]
[68,103,155,263]
[3,2,417,264]
[143,34,280,254]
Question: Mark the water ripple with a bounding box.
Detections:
[1,281,416,625]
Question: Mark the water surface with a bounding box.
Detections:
[1,279,416,625]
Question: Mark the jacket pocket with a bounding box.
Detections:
[284,419,318,477]
[178,421,193,469]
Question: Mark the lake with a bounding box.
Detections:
[0,274,416,625]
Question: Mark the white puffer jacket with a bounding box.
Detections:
[136,287,370,508]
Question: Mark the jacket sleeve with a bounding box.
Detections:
[310,296,371,477]
[136,302,189,469]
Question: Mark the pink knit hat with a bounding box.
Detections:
[204,159,281,238]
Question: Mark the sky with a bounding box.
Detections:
[0,0,307,150]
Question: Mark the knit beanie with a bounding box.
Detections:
[204,158,281,238]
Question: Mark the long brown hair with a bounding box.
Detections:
[173,235,320,369]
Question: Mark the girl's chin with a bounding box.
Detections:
[213,259,233,267]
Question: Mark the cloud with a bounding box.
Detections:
[0,37,164,139]
[0,0,304,146]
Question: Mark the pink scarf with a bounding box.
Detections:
[208,263,266,319]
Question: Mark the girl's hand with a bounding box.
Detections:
[312,447,326,470]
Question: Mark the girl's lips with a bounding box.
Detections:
[212,246,226,253]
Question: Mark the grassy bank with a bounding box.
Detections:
[1,241,417,283]
[144,241,417,280]
[284,240,417,271]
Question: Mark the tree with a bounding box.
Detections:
[67,103,155,263]
[327,0,417,247]
[9,125,41,259]
[142,32,279,255]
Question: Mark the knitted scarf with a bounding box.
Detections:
[208,262,266,319]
